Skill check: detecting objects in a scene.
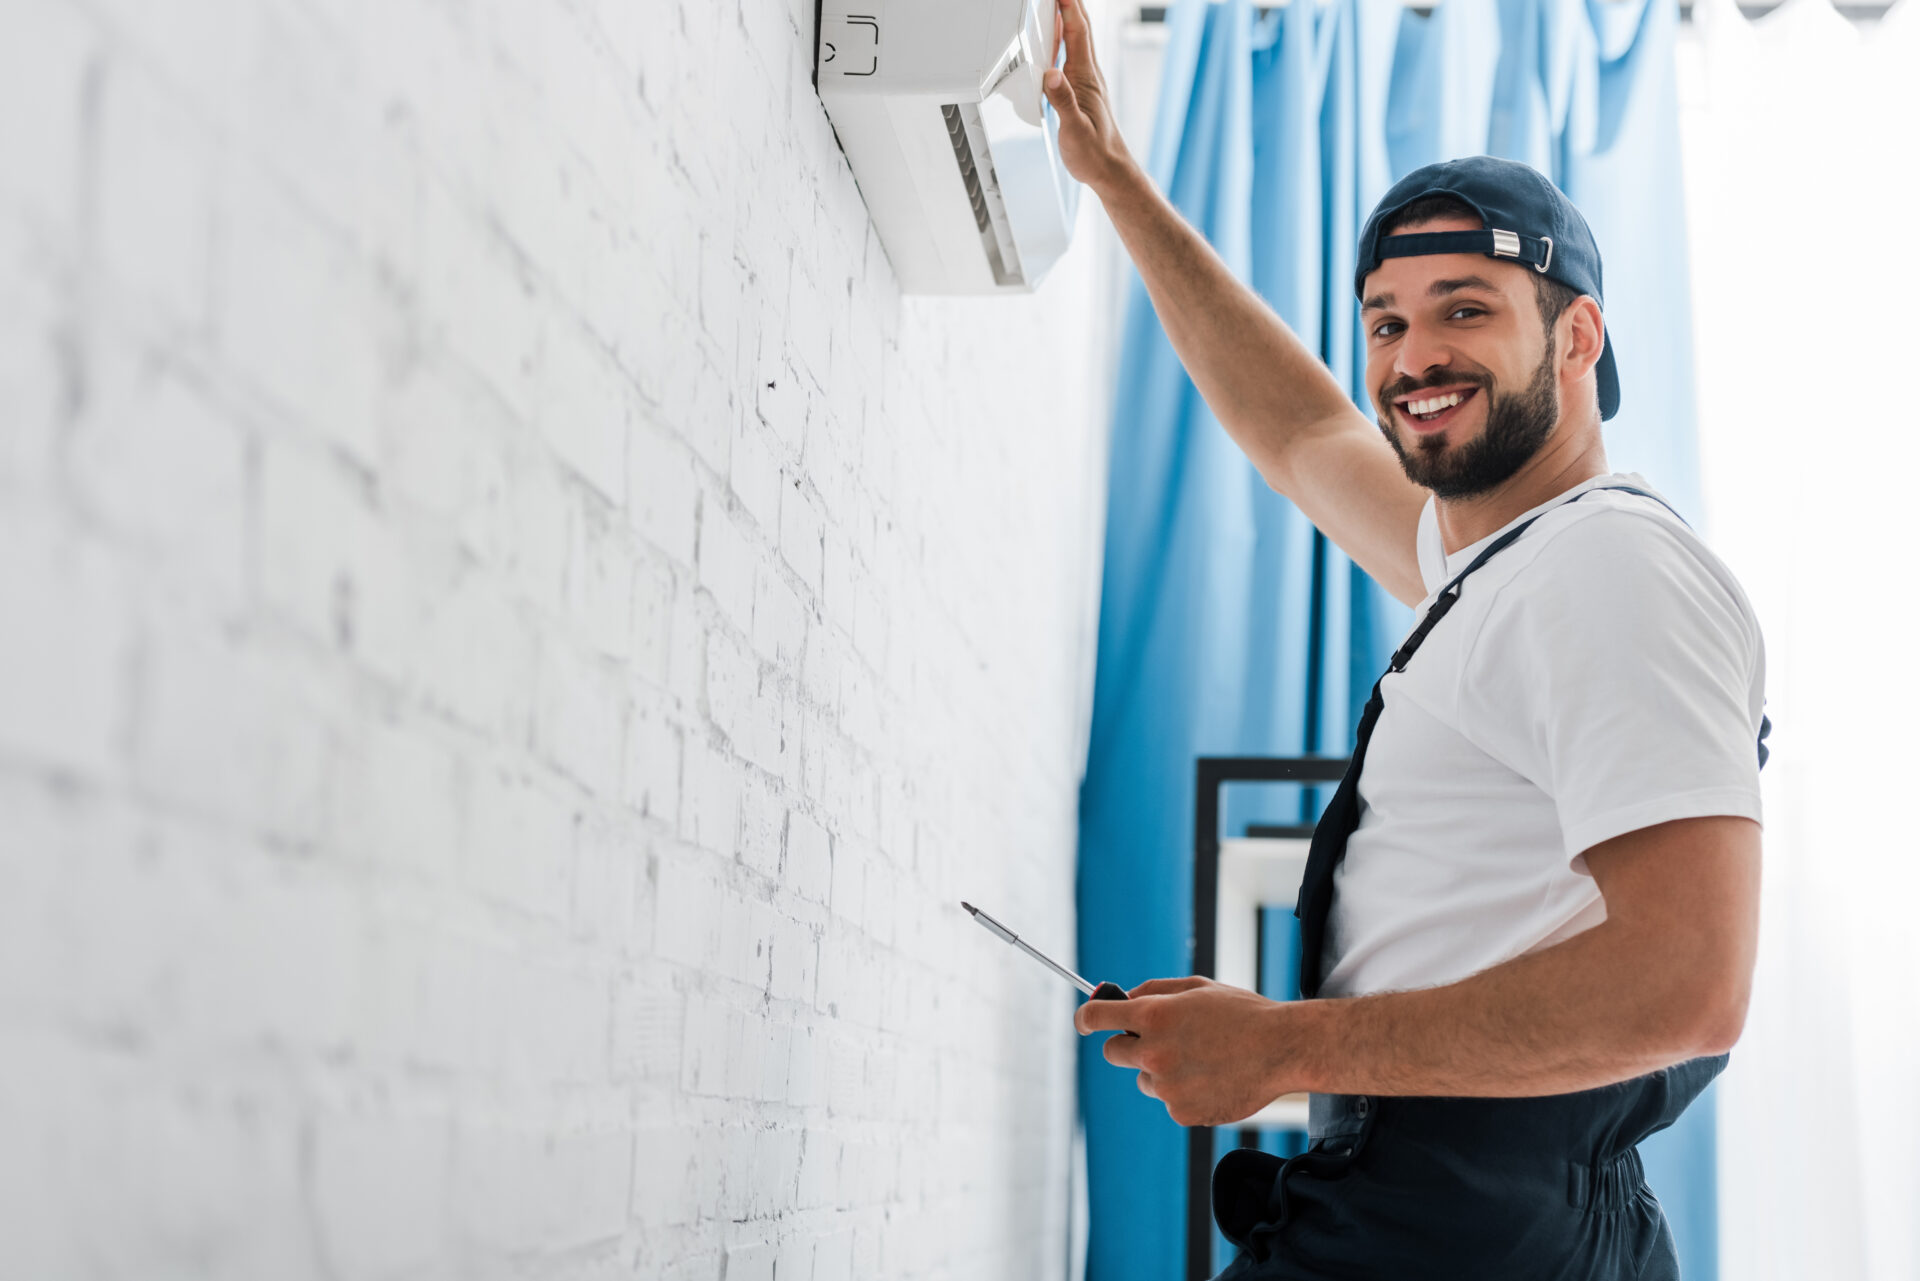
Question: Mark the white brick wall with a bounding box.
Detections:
[0,0,1112,1277]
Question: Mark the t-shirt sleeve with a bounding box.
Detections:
[1456,512,1765,869]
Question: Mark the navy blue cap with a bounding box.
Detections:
[1354,156,1619,421]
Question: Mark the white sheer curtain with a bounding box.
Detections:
[1678,2,1920,1277]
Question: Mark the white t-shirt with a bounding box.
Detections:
[1317,472,1767,999]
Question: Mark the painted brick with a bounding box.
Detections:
[626,705,682,826]
[217,174,391,465]
[751,563,807,668]
[570,809,639,942]
[820,524,855,635]
[729,412,784,536]
[630,423,701,565]
[679,737,742,857]
[768,914,818,1006]
[665,561,710,709]
[415,573,538,739]
[467,767,576,922]
[632,543,677,689]
[421,180,543,420]
[70,346,248,609]
[748,1127,802,1218]
[719,894,776,992]
[503,454,575,618]
[0,249,63,497]
[785,809,833,905]
[257,437,377,647]
[384,365,511,536]
[96,61,214,330]
[738,772,785,879]
[679,995,733,1097]
[0,0,94,234]
[132,608,332,844]
[811,1230,855,1281]
[632,1123,698,1228]
[0,0,1109,1274]
[0,508,129,779]
[327,713,462,880]
[532,641,626,798]
[655,854,726,970]
[800,624,843,711]
[450,1124,630,1253]
[311,1112,449,1278]
[541,319,630,503]
[778,483,825,595]
[565,499,637,660]
[704,627,761,758]
[669,350,735,477]
[776,1236,815,1281]
[697,502,757,630]
[757,348,809,451]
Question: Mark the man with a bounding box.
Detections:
[1044,2,1768,1278]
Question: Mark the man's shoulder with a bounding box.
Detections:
[1517,491,1745,601]
[1468,490,1761,658]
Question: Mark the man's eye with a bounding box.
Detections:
[1449,306,1486,320]
[1371,320,1404,339]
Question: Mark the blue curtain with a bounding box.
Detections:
[1074,0,1710,1277]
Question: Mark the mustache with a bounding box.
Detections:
[1379,371,1491,405]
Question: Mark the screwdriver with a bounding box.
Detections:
[962,901,1131,1005]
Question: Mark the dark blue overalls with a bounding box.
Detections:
[1211,486,1770,1281]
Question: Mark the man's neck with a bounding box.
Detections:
[1433,434,1612,555]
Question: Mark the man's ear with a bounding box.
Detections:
[1562,295,1606,380]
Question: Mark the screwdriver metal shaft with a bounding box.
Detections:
[961,900,1097,995]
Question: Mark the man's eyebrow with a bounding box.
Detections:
[1360,291,1393,313]
[1428,274,1501,297]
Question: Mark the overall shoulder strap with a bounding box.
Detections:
[1390,485,1627,671]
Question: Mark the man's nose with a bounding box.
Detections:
[1394,323,1455,382]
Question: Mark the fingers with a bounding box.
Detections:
[1129,976,1212,998]
[1043,67,1079,120]
[1075,992,1133,1034]
[1057,0,1097,73]
[1103,1029,1145,1070]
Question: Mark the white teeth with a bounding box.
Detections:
[1406,391,1465,416]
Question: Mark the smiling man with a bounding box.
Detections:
[1042,2,1769,1279]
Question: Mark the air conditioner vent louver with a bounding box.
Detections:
[942,103,1022,288]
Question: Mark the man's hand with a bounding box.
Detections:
[1043,0,1136,194]
[1075,976,1297,1127]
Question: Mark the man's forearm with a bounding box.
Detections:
[1095,162,1359,489]
[1277,917,1735,1099]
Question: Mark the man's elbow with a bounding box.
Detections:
[1694,990,1750,1056]
[1670,977,1751,1058]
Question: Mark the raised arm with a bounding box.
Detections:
[1044,0,1428,606]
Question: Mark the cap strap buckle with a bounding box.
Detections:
[1490,229,1553,274]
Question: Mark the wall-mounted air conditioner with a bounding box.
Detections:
[816,0,1082,295]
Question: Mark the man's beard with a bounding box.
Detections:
[1376,335,1559,500]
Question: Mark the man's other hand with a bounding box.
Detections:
[1043,0,1135,194]
[1074,976,1296,1127]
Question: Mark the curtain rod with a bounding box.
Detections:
[1134,2,1895,21]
